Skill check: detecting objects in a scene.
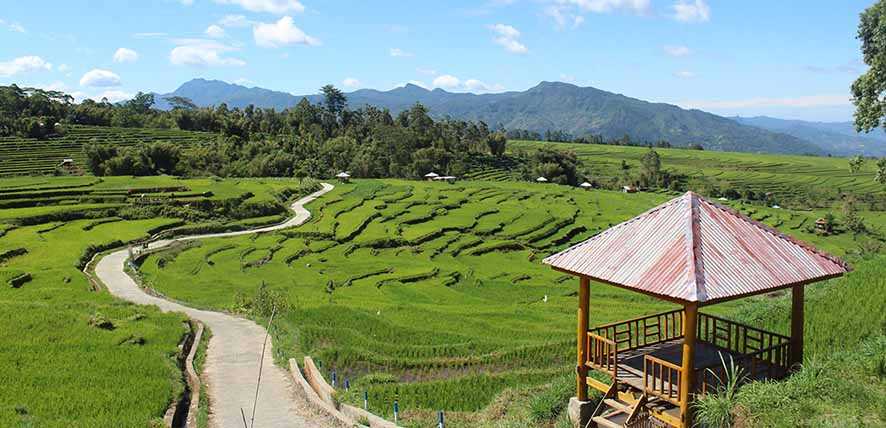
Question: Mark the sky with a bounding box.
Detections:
[0,0,873,122]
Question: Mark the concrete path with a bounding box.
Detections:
[94,183,337,428]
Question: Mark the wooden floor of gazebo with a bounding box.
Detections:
[615,339,783,395]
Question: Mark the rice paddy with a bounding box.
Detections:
[135,178,873,427]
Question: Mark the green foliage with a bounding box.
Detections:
[853,0,886,133]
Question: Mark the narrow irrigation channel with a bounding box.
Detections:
[93,183,339,428]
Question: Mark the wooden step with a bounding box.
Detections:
[593,409,629,428]
[603,398,631,412]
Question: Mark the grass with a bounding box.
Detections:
[0,175,314,427]
[508,140,886,209]
[136,178,883,427]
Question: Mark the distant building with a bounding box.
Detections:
[622,185,638,193]
[335,171,351,183]
[579,182,592,190]
[536,177,548,183]
[424,172,440,181]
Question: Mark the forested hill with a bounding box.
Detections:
[154,79,824,155]
[732,116,886,156]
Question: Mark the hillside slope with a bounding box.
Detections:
[734,116,886,156]
[154,79,823,155]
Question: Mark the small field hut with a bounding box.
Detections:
[544,191,849,428]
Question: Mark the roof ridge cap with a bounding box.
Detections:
[685,193,707,302]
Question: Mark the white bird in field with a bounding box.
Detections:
[543,295,548,303]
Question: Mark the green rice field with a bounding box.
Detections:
[135,178,882,427]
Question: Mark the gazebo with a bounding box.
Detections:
[424,172,440,181]
[543,191,848,428]
[536,177,549,183]
[335,171,351,183]
[580,182,593,190]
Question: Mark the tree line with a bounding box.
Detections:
[1,84,532,179]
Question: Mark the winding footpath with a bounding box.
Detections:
[94,183,336,428]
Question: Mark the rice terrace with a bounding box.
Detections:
[2,1,886,428]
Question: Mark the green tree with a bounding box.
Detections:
[164,96,197,110]
[849,155,865,173]
[320,84,347,117]
[852,1,886,132]
[875,157,886,184]
[486,132,507,156]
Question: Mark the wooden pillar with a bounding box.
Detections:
[790,284,805,367]
[680,302,698,425]
[576,276,590,401]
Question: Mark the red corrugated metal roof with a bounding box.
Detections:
[543,192,849,303]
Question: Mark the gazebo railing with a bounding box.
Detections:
[643,354,682,405]
[696,312,792,364]
[586,332,618,380]
[590,308,684,352]
[585,309,794,398]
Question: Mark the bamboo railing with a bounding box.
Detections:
[587,332,618,380]
[643,355,682,405]
[590,308,684,351]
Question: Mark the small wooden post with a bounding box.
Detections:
[576,276,590,401]
[680,302,698,426]
[790,284,805,367]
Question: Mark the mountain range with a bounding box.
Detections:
[153,79,883,156]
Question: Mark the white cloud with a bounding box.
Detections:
[170,39,246,67]
[389,48,412,57]
[428,74,505,93]
[464,79,505,92]
[342,77,361,88]
[563,0,650,14]
[253,16,320,48]
[0,18,26,33]
[219,15,251,27]
[663,45,691,57]
[433,74,461,89]
[545,5,586,29]
[79,69,121,87]
[489,23,528,54]
[113,48,139,63]
[93,90,133,103]
[214,0,305,15]
[674,70,696,79]
[672,0,710,23]
[680,94,850,110]
[206,24,226,38]
[0,56,52,77]
[417,67,437,76]
[58,64,70,73]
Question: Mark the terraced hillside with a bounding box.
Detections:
[509,140,886,208]
[137,179,861,427]
[0,176,317,427]
[0,125,215,176]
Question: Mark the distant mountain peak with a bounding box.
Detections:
[152,78,831,155]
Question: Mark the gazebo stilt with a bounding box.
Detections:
[576,276,589,401]
[790,284,805,367]
[680,302,698,425]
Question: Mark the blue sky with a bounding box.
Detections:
[0,0,871,121]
